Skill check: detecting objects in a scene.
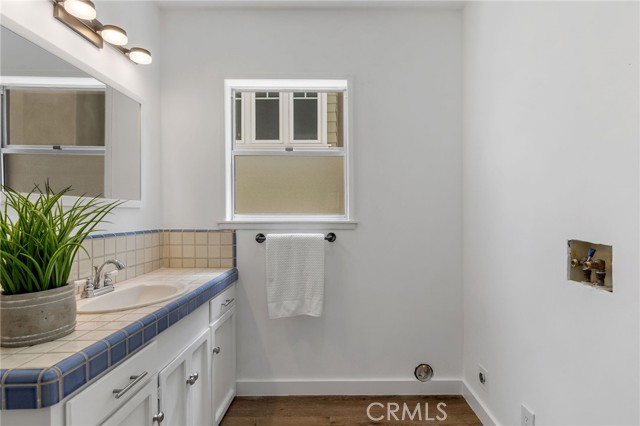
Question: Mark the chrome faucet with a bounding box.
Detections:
[82,259,126,298]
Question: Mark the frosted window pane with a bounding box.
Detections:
[235,156,344,215]
[3,154,104,197]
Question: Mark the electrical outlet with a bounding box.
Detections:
[521,404,535,426]
[478,364,488,391]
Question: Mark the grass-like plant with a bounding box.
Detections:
[0,183,123,295]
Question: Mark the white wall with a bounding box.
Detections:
[0,0,162,232]
[463,2,639,425]
[160,7,463,392]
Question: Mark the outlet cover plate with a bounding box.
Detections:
[521,404,535,426]
[478,364,488,391]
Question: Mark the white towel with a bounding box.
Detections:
[266,233,325,319]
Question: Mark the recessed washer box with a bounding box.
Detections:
[567,239,613,292]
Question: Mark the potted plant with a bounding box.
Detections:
[0,183,122,347]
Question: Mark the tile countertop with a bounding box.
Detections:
[0,267,238,410]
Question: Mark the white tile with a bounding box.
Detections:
[0,353,40,369]
[79,329,116,341]
[97,321,132,330]
[127,235,137,251]
[93,238,105,257]
[51,340,93,353]
[91,313,125,322]
[104,237,116,256]
[17,340,66,354]
[116,236,127,253]
[136,234,145,250]
[58,330,91,341]
[76,322,109,331]
[20,352,75,368]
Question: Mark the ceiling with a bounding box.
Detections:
[153,0,467,9]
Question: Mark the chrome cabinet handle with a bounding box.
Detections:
[153,411,165,423]
[221,298,235,307]
[213,346,221,355]
[113,371,148,399]
[186,372,199,385]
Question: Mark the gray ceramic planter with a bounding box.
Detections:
[0,283,77,347]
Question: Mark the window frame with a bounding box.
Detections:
[223,79,353,224]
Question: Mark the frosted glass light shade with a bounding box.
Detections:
[127,47,152,65]
[63,0,96,20]
[100,25,128,46]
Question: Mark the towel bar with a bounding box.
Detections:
[255,233,336,243]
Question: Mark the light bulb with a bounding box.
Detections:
[100,25,128,46]
[127,47,152,65]
[63,0,97,20]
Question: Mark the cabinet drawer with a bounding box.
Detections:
[66,341,158,426]
[210,284,236,323]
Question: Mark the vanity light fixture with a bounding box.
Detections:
[52,0,151,65]
[62,0,96,21]
[127,48,153,65]
[99,25,128,46]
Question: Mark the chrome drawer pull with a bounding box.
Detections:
[186,372,199,385]
[113,371,148,399]
[221,298,235,307]
[153,411,165,423]
[213,346,221,355]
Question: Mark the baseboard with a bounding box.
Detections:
[462,380,500,426]
[236,379,462,396]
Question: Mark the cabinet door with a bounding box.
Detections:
[101,375,159,426]
[189,328,212,426]
[211,305,236,425]
[158,328,211,426]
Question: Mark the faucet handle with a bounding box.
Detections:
[85,277,95,290]
[104,271,117,286]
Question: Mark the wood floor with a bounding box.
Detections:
[220,396,481,426]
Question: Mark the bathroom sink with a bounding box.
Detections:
[76,281,189,314]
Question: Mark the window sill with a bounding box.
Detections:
[218,220,357,231]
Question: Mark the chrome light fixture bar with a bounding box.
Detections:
[52,0,151,65]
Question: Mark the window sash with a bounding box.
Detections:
[225,79,350,222]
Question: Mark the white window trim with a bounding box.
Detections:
[223,79,354,225]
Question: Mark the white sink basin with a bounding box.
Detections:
[77,281,189,314]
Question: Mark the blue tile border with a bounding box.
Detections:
[0,268,238,410]
[84,229,236,240]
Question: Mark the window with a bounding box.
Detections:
[0,78,107,197]
[225,80,350,222]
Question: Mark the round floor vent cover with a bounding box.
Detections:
[414,364,434,382]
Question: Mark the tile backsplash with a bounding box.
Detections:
[70,230,236,284]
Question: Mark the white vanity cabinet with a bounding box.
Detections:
[101,377,159,426]
[210,287,236,425]
[158,328,211,426]
[66,342,161,426]
[4,282,237,426]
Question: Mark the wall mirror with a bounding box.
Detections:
[0,26,141,201]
